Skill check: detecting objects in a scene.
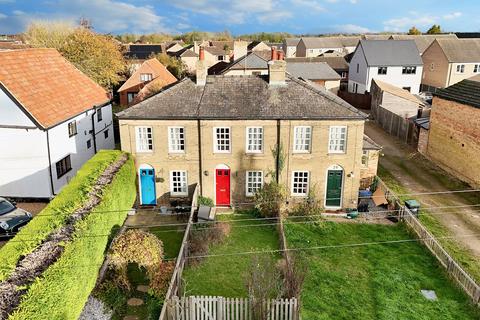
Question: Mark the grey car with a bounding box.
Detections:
[0,197,33,238]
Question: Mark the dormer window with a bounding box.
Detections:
[140,73,153,82]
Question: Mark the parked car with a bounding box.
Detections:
[0,197,33,238]
[418,92,433,104]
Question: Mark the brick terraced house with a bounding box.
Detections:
[422,78,480,187]
[117,48,373,210]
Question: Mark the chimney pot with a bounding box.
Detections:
[199,47,205,61]
[271,46,277,60]
[277,50,284,61]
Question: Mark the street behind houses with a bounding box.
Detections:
[365,121,480,258]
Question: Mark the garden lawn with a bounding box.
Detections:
[150,225,185,260]
[285,221,480,320]
[182,212,280,297]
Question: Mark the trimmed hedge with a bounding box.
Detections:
[0,151,121,281]
[2,151,136,320]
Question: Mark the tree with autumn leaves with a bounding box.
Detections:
[24,21,125,89]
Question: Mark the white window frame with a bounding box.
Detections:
[246,126,263,154]
[474,64,480,73]
[378,66,387,75]
[293,126,312,153]
[213,127,231,153]
[245,171,263,197]
[362,150,369,167]
[456,64,465,74]
[328,126,347,154]
[170,170,188,196]
[140,73,153,82]
[291,171,309,197]
[135,126,153,153]
[168,126,185,153]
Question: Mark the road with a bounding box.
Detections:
[365,121,480,257]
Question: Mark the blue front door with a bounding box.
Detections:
[140,169,156,205]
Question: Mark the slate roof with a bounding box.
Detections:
[286,57,348,71]
[358,40,422,66]
[226,51,269,71]
[117,75,367,120]
[389,34,458,53]
[434,79,480,109]
[434,39,480,62]
[414,117,430,130]
[205,46,228,56]
[286,62,341,80]
[372,79,424,105]
[170,45,198,58]
[363,135,382,150]
[0,48,109,128]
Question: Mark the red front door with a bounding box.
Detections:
[216,169,230,206]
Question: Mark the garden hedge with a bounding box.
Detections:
[0,150,136,320]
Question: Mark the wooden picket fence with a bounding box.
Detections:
[376,176,480,305]
[166,296,299,320]
[400,206,480,304]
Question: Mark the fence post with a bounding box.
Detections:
[217,297,223,320]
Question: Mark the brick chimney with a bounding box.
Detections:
[196,47,207,86]
[268,47,286,86]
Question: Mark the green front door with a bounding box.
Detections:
[326,170,343,207]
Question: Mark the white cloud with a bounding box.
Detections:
[0,13,7,19]
[383,14,437,32]
[443,12,462,20]
[1,0,172,34]
[176,22,191,30]
[292,0,325,12]
[170,0,291,25]
[335,24,370,33]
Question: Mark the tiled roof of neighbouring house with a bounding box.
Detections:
[125,44,163,60]
[358,40,423,66]
[0,48,109,129]
[434,79,480,109]
[434,38,480,62]
[226,51,269,71]
[286,57,349,71]
[118,58,177,92]
[389,34,458,53]
[301,36,361,49]
[286,62,341,80]
[117,75,367,120]
[284,38,301,46]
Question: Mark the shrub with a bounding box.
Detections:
[189,222,231,264]
[108,229,164,291]
[283,254,308,299]
[197,195,214,207]
[245,254,284,319]
[289,187,323,217]
[8,152,136,320]
[149,260,176,299]
[254,181,287,217]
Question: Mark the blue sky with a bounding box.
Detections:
[0,0,478,35]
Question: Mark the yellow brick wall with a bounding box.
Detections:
[119,119,366,209]
[426,97,480,187]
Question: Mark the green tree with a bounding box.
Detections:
[61,29,126,88]
[408,26,422,35]
[426,24,442,34]
[24,21,126,89]
[152,53,186,79]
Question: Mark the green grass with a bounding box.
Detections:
[285,221,480,320]
[150,225,185,260]
[182,212,280,297]
[378,165,480,283]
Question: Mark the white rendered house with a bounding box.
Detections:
[0,49,114,199]
[348,40,423,95]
